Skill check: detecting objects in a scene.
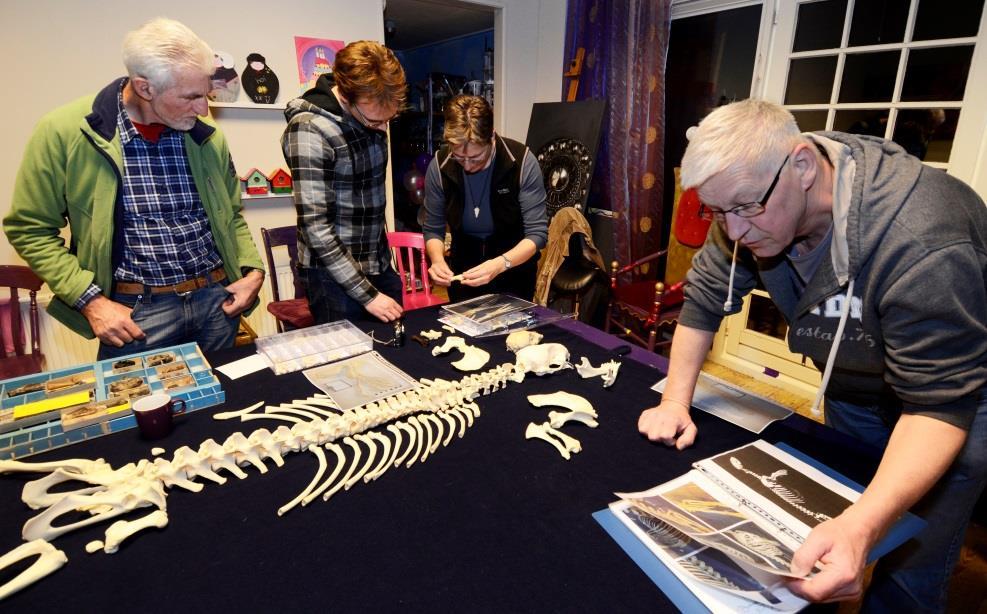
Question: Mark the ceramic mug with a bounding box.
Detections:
[132,393,186,440]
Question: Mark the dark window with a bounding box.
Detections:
[833,109,890,136]
[892,108,959,162]
[793,0,849,51]
[848,0,909,46]
[785,56,838,104]
[790,110,829,132]
[901,46,975,101]
[913,0,985,41]
[839,51,900,102]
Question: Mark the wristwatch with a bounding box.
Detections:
[500,254,512,270]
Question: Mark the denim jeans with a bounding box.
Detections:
[302,266,404,324]
[96,282,239,360]
[825,391,987,613]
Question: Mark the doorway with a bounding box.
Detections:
[383,0,497,231]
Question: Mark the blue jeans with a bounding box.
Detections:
[825,392,987,613]
[302,266,404,324]
[96,282,239,360]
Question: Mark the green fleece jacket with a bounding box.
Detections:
[4,78,264,339]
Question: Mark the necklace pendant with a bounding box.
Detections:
[474,206,480,218]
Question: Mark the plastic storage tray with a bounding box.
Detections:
[0,342,224,459]
[255,320,373,375]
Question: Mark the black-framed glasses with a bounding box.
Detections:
[698,153,791,222]
[451,143,493,165]
[351,101,397,129]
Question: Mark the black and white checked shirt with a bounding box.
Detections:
[281,81,391,306]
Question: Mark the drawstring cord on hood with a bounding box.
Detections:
[723,241,739,312]
[810,278,855,417]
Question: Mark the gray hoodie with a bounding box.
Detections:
[680,132,987,428]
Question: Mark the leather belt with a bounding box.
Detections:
[114,268,227,295]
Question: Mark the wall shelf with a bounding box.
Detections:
[242,193,293,201]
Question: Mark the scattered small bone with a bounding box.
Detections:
[102,509,169,554]
[450,274,464,282]
[411,335,430,347]
[574,357,621,387]
[548,410,599,429]
[432,336,466,356]
[527,391,596,417]
[0,540,68,600]
[442,325,456,334]
[419,329,444,340]
[524,422,571,460]
[86,540,103,554]
[150,448,166,457]
[506,330,543,352]
[213,401,264,421]
[544,424,582,455]
[450,345,491,371]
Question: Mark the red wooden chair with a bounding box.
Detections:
[603,250,686,352]
[386,231,448,311]
[0,265,46,379]
[261,227,314,332]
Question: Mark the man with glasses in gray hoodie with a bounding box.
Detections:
[639,99,987,611]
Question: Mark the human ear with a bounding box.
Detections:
[792,143,818,190]
[132,77,154,102]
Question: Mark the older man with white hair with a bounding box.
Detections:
[4,18,265,359]
[638,98,987,611]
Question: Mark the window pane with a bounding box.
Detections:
[892,108,959,162]
[793,0,848,51]
[785,56,838,104]
[913,0,985,41]
[791,110,829,131]
[901,46,974,101]
[833,109,889,137]
[848,0,908,46]
[839,51,899,102]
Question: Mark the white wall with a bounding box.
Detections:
[0,0,565,366]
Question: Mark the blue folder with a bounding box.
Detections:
[593,442,927,613]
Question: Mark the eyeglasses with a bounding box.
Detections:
[451,144,492,165]
[698,153,791,222]
[350,101,397,129]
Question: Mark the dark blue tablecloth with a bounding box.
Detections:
[0,307,876,612]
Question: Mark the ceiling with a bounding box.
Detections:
[383,0,495,51]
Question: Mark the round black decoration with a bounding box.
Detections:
[535,138,592,216]
[242,53,280,104]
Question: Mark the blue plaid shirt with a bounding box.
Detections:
[75,86,222,308]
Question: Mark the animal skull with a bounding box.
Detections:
[514,343,571,376]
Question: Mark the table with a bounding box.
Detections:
[0,307,880,611]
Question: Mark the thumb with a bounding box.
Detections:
[791,531,829,577]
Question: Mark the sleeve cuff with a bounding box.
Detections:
[74,284,103,311]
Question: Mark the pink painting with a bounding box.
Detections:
[294,36,345,93]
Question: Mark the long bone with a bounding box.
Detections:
[364,431,395,482]
[302,443,346,506]
[0,540,68,601]
[336,437,363,492]
[392,421,418,468]
[525,422,571,460]
[101,509,169,553]
[213,401,264,421]
[345,434,379,488]
[406,416,426,468]
[548,410,599,429]
[418,414,435,463]
[278,445,327,516]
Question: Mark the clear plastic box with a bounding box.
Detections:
[255,320,373,375]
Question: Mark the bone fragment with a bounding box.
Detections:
[506,330,543,352]
[0,540,68,600]
[442,325,456,334]
[419,329,444,340]
[524,422,571,460]
[542,424,582,455]
[450,345,491,371]
[527,391,597,417]
[151,448,166,457]
[548,410,599,429]
[102,509,169,553]
[431,336,466,356]
[574,357,621,387]
[213,401,264,421]
[278,445,327,516]
[86,541,103,554]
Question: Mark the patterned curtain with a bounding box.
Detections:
[563,0,672,273]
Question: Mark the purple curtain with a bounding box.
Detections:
[563,0,672,272]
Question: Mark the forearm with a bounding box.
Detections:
[503,238,537,267]
[662,324,716,406]
[841,413,967,547]
[426,237,446,265]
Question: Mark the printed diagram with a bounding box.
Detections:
[303,352,417,411]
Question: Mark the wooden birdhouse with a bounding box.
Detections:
[268,168,293,194]
[242,168,269,195]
